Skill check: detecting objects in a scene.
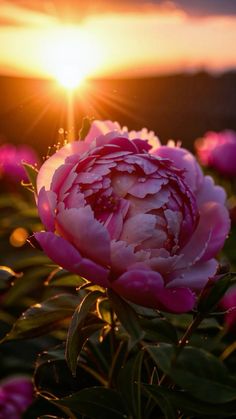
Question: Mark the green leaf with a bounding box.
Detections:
[46,272,85,288]
[78,117,94,141]
[140,318,178,343]
[34,344,79,395]
[170,346,236,404]
[54,387,128,419]
[142,385,236,418]
[2,293,81,341]
[145,343,175,374]
[198,274,232,313]
[12,254,52,271]
[146,344,236,404]
[0,265,21,290]
[142,385,176,419]
[108,290,145,346]
[97,298,113,324]
[3,266,52,307]
[65,290,104,375]
[22,162,38,192]
[118,351,144,419]
[67,322,104,377]
[0,265,21,280]
[108,340,128,387]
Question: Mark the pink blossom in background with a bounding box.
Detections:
[220,287,236,331]
[195,130,236,176]
[34,120,230,313]
[0,143,39,182]
[0,376,33,418]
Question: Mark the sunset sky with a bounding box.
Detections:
[1,0,236,80]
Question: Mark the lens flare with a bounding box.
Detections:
[44,25,103,89]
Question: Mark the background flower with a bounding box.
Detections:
[0,376,33,418]
[0,143,39,183]
[34,121,230,313]
[195,130,236,176]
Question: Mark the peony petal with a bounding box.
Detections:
[154,287,196,313]
[34,232,109,286]
[149,254,182,275]
[125,155,158,174]
[76,171,103,184]
[168,259,218,290]
[129,178,164,198]
[56,206,110,266]
[196,175,226,206]
[112,173,138,197]
[50,163,75,194]
[37,141,89,192]
[112,269,164,307]
[109,136,139,152]
[64,186,85,209]
[103,199,130,240]
[128,128,160,149]
[112,269,195,313]
[132,138,152,152]
[120,213,156,246]
[180,202,230,264]
[37,187,57,231]
[141,229,167,250]
[153,146,203,193]
[110,240,137,273]
[84,120,121,145]
[128,189,170,216]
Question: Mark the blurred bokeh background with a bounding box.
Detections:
[0,0,236,153]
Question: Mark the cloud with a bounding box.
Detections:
[1,0,236,27]
[170,0,236,17]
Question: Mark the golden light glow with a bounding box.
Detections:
[0,8,236,79]
[9,227,29,247]
[43,26,103,88]
[56,66,84,89]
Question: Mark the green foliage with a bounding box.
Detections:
[108,289,145,346]
[198,273,233,313]
[2,294,81,341]
[54,387,128,419]
[146,343,236,403]
[143,385,236,418]
[65,290,105,375]
[22,162,38,192]
[117,351,144,419]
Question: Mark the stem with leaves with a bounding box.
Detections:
[159,312,204,386]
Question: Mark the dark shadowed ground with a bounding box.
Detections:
[0,71,236,155]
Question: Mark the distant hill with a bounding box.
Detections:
[0,72,236,155]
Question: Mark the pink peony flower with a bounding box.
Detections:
[34,120,230,313]
[195,130,236,176]
[220,287,236,331]
[0,143,39,182]
[0,376,33,418]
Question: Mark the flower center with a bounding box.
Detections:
[94,194,119,215]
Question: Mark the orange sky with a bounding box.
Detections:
[1,1,236,80]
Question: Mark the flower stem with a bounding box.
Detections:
[159,312,204,386]
[176,312,204,352]
[220,341,236,361]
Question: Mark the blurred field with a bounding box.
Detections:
[0,71,236,154]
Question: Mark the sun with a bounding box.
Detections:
[44,25,103,89]
[55,65,84,89]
